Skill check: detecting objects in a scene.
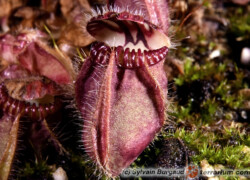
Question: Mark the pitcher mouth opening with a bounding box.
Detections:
[86,9,171,68]
[0,80,61,120]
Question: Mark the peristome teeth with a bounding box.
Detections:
[152,53,160,63]
[90,42,111,65]
[115,46,168,68]
[115,46,124,67]
[137,49,144,67]
[145,50,154,65]
[131,49,136,67]
[124,48,131,68]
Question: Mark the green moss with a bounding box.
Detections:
[195,145,249,169]
[229,8,250,40]
[215,80,244,110]
[223,126,250,146]
[174,57,245,125]
[200,99,220,123]
[164,1,250,179]
[170,101,193,122]
[69,152,111,179]
[19,160,52,179]
[173,128,250,169]
[208,42,216,51]
[174,59,226,86]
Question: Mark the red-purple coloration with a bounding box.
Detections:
[0,29,75,179]
[86,10,170,51]
[76,52,167,176]
[108,0,169,34]
[90,42,111,65]
[76,0,170,177]
[115,45,168,68]
[0,83,60,120]
[0,31,74,85]
[90,42,168,68]
[0,30,74,119]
